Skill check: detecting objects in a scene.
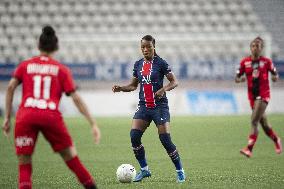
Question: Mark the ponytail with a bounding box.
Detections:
[38,25,58,53]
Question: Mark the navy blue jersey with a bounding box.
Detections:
[133,56,172,108]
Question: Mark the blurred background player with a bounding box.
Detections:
[2,26,100,189]
[112,35,185,183]
[235,37,282,158]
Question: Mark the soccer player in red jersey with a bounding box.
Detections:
[2,26,100,189]
[235,37,282,158]
[112,35,185,183]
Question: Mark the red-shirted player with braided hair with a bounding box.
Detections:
[2,26,100,189]
[235,37,282,158]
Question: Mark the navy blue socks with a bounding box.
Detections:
[159,133,183,171]
[130,129,183,171]
[130,129,147,168]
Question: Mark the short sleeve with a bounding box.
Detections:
[13,62,25,81]
[161,59,172,75]
[236,59,245,76]
[62,67,76,95]
[133,61,138,78]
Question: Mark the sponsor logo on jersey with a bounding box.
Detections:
[24,97,56,110]
[142,75,151,84]
[244,61,251,68]
[140,61,152,84]
[259,61,265,68]
[16,136,34,148]
[252,69,259,78]
[140,61,155,108]
[252,61,260,78]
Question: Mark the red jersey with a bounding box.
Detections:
[237,56,276,101]
[13,55,76,112]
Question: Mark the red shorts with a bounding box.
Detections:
[14,108,73,155]
[249,96,270,109]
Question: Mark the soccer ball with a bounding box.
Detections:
[116,164,136,183]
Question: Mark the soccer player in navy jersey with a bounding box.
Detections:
[2,26,100,189]
[112,35,185,183]
[235,37,282,158]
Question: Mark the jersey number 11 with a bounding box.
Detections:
[33,75,51,100]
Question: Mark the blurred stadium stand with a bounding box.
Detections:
[248,0,284,61]
[1,0,284,116]
[0,0,283,82]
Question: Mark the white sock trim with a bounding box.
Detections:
[141,166,149,171]
[176,169,184,173]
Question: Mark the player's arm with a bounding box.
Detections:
[164,72,178,91]
[155,72,178,99]
[235,74,246,83]
[112,77,139,92]
[269,61,279,82]
[70,91,101,144]
[2,78,20,137]
[271,69,279,82]
[235,61,246,83]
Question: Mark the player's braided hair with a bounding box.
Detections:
[39,25,58,53]
[141,35,158,56]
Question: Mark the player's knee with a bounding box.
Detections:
[159,133,176,152]
[260,122,270,134]
[260,120,268,129]
[130,129,143,147]
[251,119,259,127]
[251,115,261,127]
[18,155,32,164]
[59,146,77,161]
[259,118,264,125]
[260,118,269,128]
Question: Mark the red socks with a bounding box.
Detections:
[65,156,95,188]
[246,129,279,153]
[247,134,258,151]
[19,163,32,189]
[18,157,95,189]
[266,128,278,143]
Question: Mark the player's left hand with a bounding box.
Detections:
[155,88,165,99]
[2,118,11,137]
[91,124,101,144]
[271,74,279,82]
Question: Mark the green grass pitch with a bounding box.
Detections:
[0,115,284,189]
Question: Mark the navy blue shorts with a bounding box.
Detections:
[133,105,170,125]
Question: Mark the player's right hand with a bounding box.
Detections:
[112,85,122,93]
[2,118,11,137]
[240,77,246,82]
[235,76,246,83]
